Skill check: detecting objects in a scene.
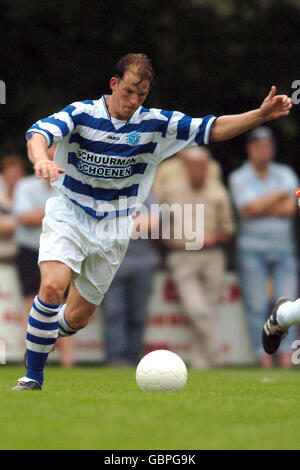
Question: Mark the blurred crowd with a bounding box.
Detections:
[0,126,299,369]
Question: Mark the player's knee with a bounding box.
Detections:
[40,279,66,305]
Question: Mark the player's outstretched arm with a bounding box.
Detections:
[27,133,65,181]
[210,86,292,143]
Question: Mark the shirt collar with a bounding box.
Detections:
[101,95,141,124]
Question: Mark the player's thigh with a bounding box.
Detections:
[64,282,98,329]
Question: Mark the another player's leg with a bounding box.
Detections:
[12,261,72,391]
[262,297,294,354]
[270,253,299,366]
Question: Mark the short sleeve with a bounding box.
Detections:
[25,101,87,147]
[157,110,217,162]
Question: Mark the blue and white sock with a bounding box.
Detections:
[57,304,78,338]
[25,296,60,386]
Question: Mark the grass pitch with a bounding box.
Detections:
[1,365,300,450]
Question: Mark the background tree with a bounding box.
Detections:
[0,0,299,180]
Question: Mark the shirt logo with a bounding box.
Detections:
[126,131,140,146]
[107,135,120,141]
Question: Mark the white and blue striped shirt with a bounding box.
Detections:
[26,96,216,220]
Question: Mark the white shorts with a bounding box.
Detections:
[38,195,133,305]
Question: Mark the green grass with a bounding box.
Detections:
[1,365,300,450]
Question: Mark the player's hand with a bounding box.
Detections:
[34,158,65,181]
[259,86,292,120]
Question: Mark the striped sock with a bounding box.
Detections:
[58,304,78,338]
[25,296,60,386]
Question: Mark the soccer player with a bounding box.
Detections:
[12,53,292,390]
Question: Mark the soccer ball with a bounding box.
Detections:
[136,350,188,392]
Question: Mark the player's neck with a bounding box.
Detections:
[105,96,127,121]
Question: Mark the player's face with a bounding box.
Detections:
[109,70,151,120]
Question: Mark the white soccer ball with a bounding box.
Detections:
[136,350,188,392]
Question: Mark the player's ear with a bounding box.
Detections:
[110,77,119,92]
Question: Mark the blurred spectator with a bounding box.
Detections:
[156,147,235,368]
[0,154,26,263]
[153,150,224,264]
[153,151,222,195]
[0,175,4,192]
[13,145,74,367]
[101,192,160,366]
[229,126,299,368]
